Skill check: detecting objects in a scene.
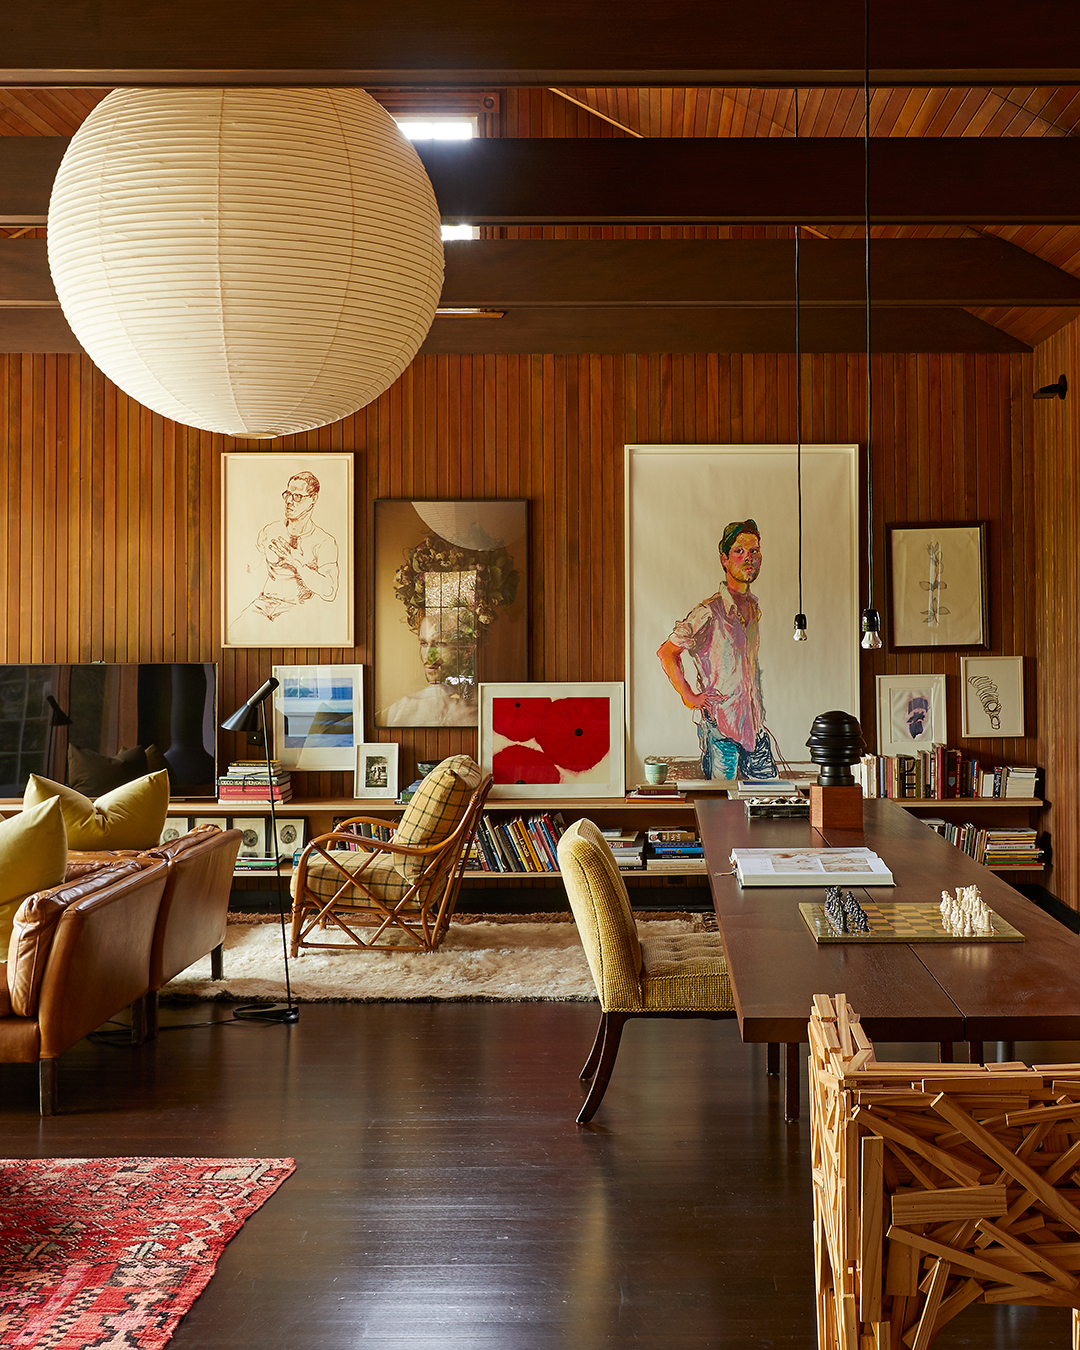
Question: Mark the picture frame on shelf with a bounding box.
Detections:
[961,655,1025,738]
[354,744,399,800]
[887,522,989,650]
[271,665,364,772]
[221,451,354,649]
[479,681,625,799]
[876,674,947,758]
[373,499,528,729]
[160,816,190,844]
[230,816,268,857]
[271,818,306,854]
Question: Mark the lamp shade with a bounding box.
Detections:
[47,87,444,439]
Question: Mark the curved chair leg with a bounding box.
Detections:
[580,1017,606,1082]
[577,1012,628,1125]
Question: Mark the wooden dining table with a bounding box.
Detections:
[696,795,1080,1119]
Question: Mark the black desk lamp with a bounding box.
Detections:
[221,676,298,1023]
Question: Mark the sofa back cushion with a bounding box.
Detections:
[0,797,68,913]
[393,756,481,879]
[25,770,170,850]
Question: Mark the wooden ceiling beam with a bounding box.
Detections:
[8,138,1080,227]
[2,1,1077,86]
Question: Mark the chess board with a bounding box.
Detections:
[799,899,1025,943]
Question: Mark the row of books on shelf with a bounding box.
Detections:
[466,813,567,873]
[922,818,1044,868]
[217,759,294,802]
[857,748,1038,801]
[605,826,705,873]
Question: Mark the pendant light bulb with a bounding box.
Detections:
[860,607,883,650]
[793,613,808,642]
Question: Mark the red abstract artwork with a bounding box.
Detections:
[492,696,610,785]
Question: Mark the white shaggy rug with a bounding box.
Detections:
[161,914,709,1003]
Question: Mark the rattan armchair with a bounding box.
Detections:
[290,756,491,955]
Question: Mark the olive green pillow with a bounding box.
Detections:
[25,769,170,851]
[0,797,68,950]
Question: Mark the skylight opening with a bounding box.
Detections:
[396,118,477,141]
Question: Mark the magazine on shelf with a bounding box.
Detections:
[729,846,894,887]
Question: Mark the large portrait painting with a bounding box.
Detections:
[625,444,859,786]
[222,452,354,649]
[374,501,528,728]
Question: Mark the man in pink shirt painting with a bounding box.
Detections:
[656,518,778,782]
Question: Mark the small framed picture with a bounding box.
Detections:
[230,816,268,857]
[355,743,399,799]
[479,681,626,799]
[887,522,989,650]
[271,664,365,771]
[876,674,947,758]
[271,817,306,852]
[160,816,190,844]
[961,656,1025,738]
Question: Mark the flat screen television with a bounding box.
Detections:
[0,663,217,799]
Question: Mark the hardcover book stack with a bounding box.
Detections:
[921,819,1043,869]
[645,827,704,873]
[858,749,1040,801]
[601,828,645,871]
[466,812,566,873]
[625,781,686,801]
[217,759,293,803]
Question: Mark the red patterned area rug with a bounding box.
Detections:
[0,1156,294,1349]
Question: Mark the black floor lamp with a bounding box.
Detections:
[221,676,299,1024]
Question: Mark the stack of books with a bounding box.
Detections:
[466,812,566,873]
[625,782,686,801]
[857,749,1040,801]
[1003,766,1039,799]
[217,759,293,803]
[601,828,645,870]
[980,827,1043,868]
[646,826,704,872]
[732,778,799,799]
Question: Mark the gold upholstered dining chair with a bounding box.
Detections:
[290,754,491,955]
[556,817,736,1124]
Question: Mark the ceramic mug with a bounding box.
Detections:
[644,761,668,785]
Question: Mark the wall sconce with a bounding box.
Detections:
[1034,375,1068,400]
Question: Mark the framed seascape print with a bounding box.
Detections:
[479,682,625,800]
[355,743,399,799]
[625,445,859,786]
[373,500,528,728]
[887,522,988,650]
[876,674,947,758]
[961,656,1025,738]
[222,451,354,648]
[271,665,364,771]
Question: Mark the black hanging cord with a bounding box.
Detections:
[863,1,875,614]
[794,89,804,620]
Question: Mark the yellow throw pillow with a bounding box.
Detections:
[25,769,171,851]
[0,797,69,940]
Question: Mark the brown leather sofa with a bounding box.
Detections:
[0,857,169,1114]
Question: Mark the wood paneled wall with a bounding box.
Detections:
[1,349,1047,876]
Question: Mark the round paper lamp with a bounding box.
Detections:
[47,87,444,439]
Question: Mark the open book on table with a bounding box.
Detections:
[729,846,894,887]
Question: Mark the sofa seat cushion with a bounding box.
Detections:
[25,770,170,850]
[638,932,734,1013]
[293,849,417,911]
[393,755,481,880]
[0,798,68,923]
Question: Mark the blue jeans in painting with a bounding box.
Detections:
[697,714,777,781]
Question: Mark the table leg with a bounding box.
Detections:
[785,1043,801,1121]
[767,1042,780,1075]
[968,1040,984,1065]
[938,1041,954,1063]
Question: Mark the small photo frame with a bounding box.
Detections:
[160,816,190,844]
[479,681,626,799]
[272,664,365,771]
[230,816,268,857]
[355,744,399,799]
[876,674,947,758]
[961,656,1025,738]
[887,522,989,650]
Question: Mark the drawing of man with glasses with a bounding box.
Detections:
[229,471,339,638]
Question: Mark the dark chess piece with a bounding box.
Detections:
[843,889,871,933]
[824,885,846,934]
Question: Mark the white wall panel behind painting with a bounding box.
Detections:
[625,444,859,783]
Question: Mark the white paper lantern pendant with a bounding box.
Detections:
[47,88,444,439]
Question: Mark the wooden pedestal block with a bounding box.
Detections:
[809,784,863,830]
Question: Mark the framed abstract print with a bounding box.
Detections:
[887,522,988,650]
[960,656,1025,738]
[876,674,947,758]
[479,682,625,799]
[271,665,364,771]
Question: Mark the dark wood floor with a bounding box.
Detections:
[1,1003,1078,1348]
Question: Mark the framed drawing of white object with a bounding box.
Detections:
[355,743,399,799]
[271,665,364,771]
[876,674,947,758]
[222,451,354,648]
[961,656,1025,738]
[625,444,859,787]
[479,681,625,799]
[230,816,268,857]
[887,522,988,650]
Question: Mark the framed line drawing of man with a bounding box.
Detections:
[626,444,859,786]
[374,501,528,728]
[222,452,354,648]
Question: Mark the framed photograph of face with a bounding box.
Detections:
[961,656,1025,738]
[271,665,365,771]
[479,682,625,799]
[222,451,354,649]
[887,522,988,650]
[355,743,399,799]
[373,500,528,728]
[876,674,947,758]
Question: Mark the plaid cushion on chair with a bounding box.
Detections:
[292,849,413,909]
[393,755,482,879]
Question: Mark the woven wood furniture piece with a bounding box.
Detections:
[809,992,1080,1349]
[290,756,491,955]
[557,817,735,1124]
